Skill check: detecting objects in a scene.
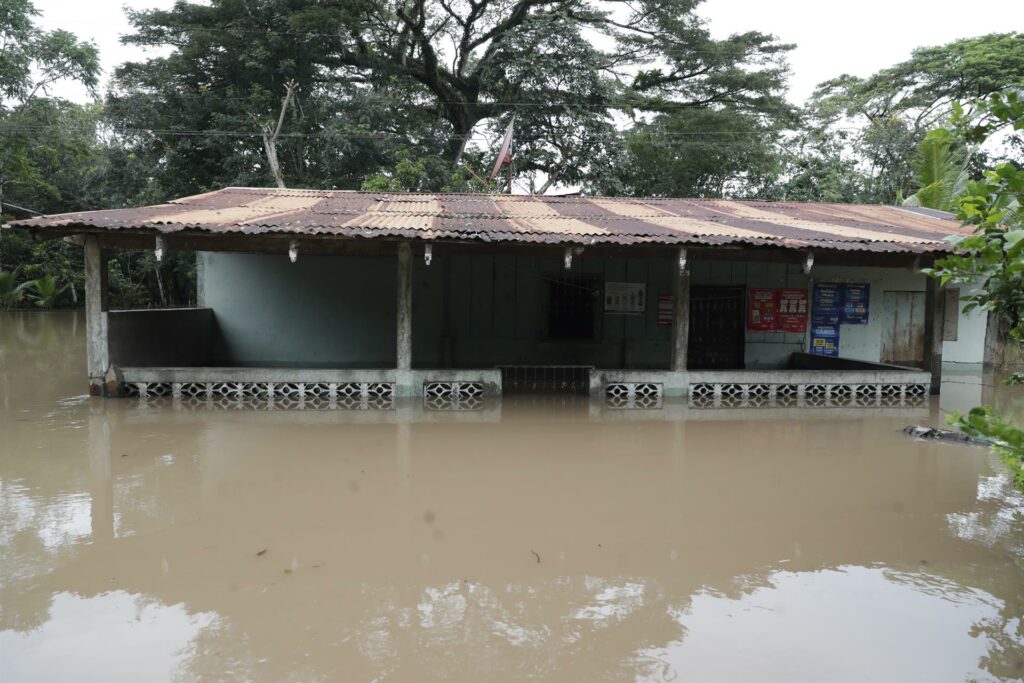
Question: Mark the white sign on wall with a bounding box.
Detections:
[604,282,646,314]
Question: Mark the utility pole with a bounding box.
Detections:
[507,149,513,194]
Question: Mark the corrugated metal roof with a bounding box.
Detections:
[7,187,971,254]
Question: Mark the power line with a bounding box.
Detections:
[0,121,802,138]
[107,89,792,113]
[0,122,805,148]
[0,200,42,216]
[44,17,792,58]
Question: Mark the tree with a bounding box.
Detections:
[110,0,793,195]
[771,126,869,203]
[0,267,32,309]
[592,106,790,198]
[0,0,101,302]
[902,128,969,211]
[0,1,195,309]
[26,274,67,308]
[926,89,1024,488]
[802,33,1024,204]
[0,0,100,220]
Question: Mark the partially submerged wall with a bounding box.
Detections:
[200,253,397,367]
[200,251,674,369]
[198,251,990,370]
[108,308,214,367]
[693,261,989,368]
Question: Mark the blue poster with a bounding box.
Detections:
[841,283,870,324]
[809,323,840,357]
[811,282,842,323]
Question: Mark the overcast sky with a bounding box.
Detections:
[33,0,1024,104]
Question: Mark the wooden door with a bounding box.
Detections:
[881,291,925,365]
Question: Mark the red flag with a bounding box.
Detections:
[488,118,514,181]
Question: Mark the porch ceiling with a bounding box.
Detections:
[8,187,971,254]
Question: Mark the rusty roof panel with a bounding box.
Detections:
[7,187,971,254]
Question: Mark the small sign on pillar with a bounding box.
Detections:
[657,294,674,325]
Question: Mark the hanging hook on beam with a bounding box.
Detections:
[803,251,815,275]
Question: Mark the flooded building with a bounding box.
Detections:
[8,188,993,404]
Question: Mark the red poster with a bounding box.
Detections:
[747,288,778,331]
[778,288,809,333]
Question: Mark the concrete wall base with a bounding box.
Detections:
[118,367,502,400]
[590,367,931,400]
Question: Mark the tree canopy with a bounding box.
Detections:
[107,0,794,194]
[0,0,100,217]
[798,32,1024,204]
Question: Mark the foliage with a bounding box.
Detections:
[902,128,969,211]
[951,407,1024,488]
[928,95,1024,341]
[0,2,194,308]
[0,267,33,309]
[925,89,1024,489]
[769,122,869,202]
[361,148,488,193]
[108,0,793,196]
[0,0,100,212]
[798,33,1024,204]
[590,107,789,198]
[26,273,66,308]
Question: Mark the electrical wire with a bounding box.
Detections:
[42,16,792,58]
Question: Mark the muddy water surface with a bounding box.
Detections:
[2,312,1024,682]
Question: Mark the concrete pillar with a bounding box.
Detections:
[195,251,207,308]
[670,250,690,372]
[923,274,945,395]
[84,235,110,396]
[397,242,412,373]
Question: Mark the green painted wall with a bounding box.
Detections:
[200,251,674,368]
[413,251,673,368]
[201,252,398,367]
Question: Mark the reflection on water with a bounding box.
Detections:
[1,312,1023,681]
[0,591,219,683]
[639,566,1004,682]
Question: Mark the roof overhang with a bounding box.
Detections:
[8,187,967,258]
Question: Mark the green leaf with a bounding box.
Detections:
[1004,230,1024,247]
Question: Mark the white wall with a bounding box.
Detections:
[804,265,923,367]
[941,283,989,365]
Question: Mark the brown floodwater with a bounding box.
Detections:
[2,311,1024,682]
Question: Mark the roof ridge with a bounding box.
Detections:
[217,186,948,211]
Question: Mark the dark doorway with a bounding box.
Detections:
[547,276,599,340]
[688,285,746,369]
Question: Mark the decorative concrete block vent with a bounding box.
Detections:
[688,382,928,409]
[605,382,664,409]
[423,381,485,411]
[125,381,395,410]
